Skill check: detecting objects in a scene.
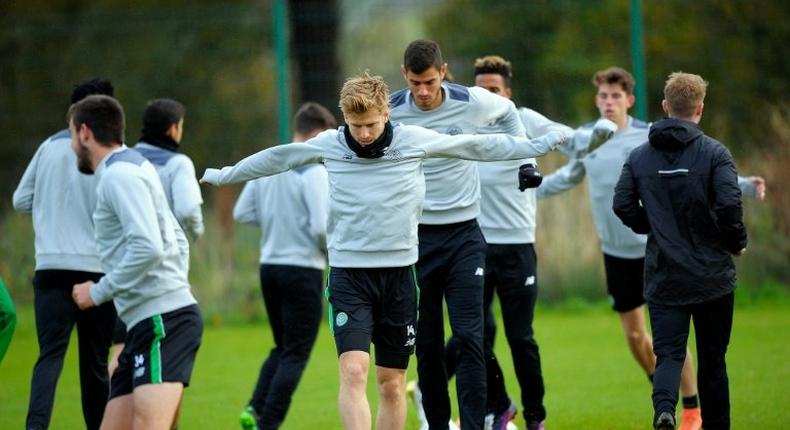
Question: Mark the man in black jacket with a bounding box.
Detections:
[613,72,747,430]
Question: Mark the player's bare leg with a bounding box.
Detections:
[375,366,406,430]
[339,351,372,430]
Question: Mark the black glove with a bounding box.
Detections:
[518,163,543,191]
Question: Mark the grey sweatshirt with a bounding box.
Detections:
[389,82,526,224]
[90,147,196,329]
[539,116,759,259]
[233,162,328,270]
[202,124,564,268]
[12,130,103,272]
[133,142,205,239]
[478,108,575,244]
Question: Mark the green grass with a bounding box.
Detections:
[1,300,788,429]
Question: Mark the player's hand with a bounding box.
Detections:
[734,248,746,257]
[199,168,220,185]
[749,176,766,201]
[72,281,96,310]
[587,118,618,154]
[518,163,543,191]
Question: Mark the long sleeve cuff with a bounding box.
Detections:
[89,279,113,306]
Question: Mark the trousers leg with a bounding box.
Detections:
[444,229,487,430]
[481,255,510,415]
[648,301,691,424]
[251,265,285,412]
[26,271,79,430]
[495,244,545,421]
[258,267,323,430]
[416,256,451,429]
[75,295,115,430]
[692,292,734,430]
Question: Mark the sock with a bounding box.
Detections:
[683,394,700,409]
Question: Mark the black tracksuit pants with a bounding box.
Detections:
[649,292,734,430]
[27,270,116,430]
[249,264,323,430]
[446,243,546,422]
[415,220,487,430]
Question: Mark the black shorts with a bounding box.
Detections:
[109,304,203,399]
[112,316,126,345]
[603,254,646,312]
[325,266,419,369]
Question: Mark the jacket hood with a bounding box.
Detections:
[648,118,703,151]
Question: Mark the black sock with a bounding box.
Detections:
[683,394,700,409]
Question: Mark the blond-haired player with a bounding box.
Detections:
[614,71,746,430]
[202,72,567,430]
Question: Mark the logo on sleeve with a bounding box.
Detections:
[474,267,484,276]
[336,311,348,327]
[524,276,536,286]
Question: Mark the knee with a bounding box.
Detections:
[340,360,368,388]
[453,329,483,349]
[377,375,405,403]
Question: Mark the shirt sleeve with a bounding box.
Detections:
[301,166,329,253]
[170,156,205,239]
[470,88,526,137]
[519,108,574,139]
[12,142,46,213]
[90,173,166,305]
[232,181,259,225]
[737,175,757,199]
[612,157,650,234]
[414,126,565,161]
[713,148,748,253]
[536,159,586,199]
[201,138,326,186]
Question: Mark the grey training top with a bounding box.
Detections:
[478,108,575,244]
[389,82,526,225]
[233,162,329,270]
[202,124,563,268]
[13,129,102,272]
[539,116,759,259]
[133,142,205,239]
[90,147,196,329]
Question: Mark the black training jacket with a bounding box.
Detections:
[612,118,747,306]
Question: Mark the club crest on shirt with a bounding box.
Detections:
[446,125,463,135]
[384,149,403,162]
[342,153,354,160]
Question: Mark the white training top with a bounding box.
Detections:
[13,129,103,272]
[477,108,575,244]
[91,147,196,329]
[133,142,205,240]
[233,162,329,270]
[389,82,526,225]
[202,124,564,268]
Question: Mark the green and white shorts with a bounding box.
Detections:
[109,304,203,399]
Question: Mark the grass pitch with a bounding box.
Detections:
[1,300,788,429]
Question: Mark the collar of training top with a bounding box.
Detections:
[138,132,179,153]
[342,121,393,159]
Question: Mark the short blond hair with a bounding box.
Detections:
[339,71,390,116]
[664,72,707,118]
